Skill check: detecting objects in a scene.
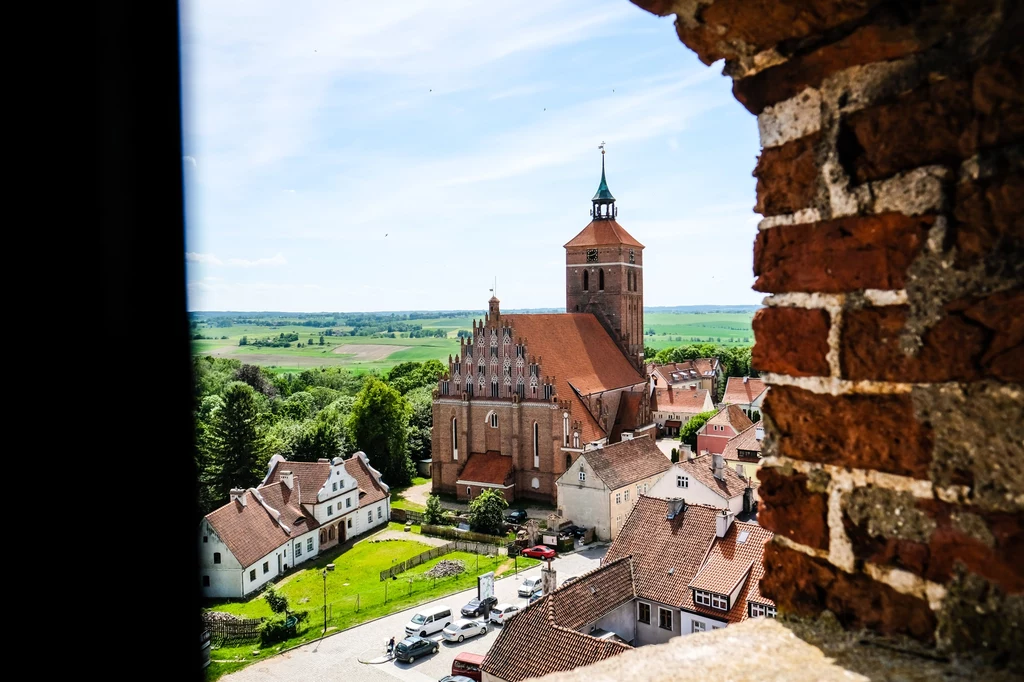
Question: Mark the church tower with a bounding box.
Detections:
[565,149,645,371]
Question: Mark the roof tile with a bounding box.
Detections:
[722,377,768,406]
[577,436,671,491]
[457,452,515,486]
[564,219,644,248]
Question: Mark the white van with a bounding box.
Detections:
[404,604,454,637]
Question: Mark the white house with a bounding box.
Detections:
[651,385,715,437]
[199,451,391,599]
[647,453,757,515]
[555,436,671,541]
[721,376,768,414]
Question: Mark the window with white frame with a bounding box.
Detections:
[658,608,673,630]
[490,412,498,428]
[572,431,580,448]
[327,504,333,516]
[749,602,777,618]
[295,543,302,558]
[615,492,621,504]
[637,602,651,624]
[692,620,706,633]
[333,482,337,492]
[579,470,586,482]
[677,475,689,488]
[695,590,728,610]
[346,497,352,508]
[249,569,256,581]
[367,511,373,523]
[563,412,569,446]
[712,593,728,610]
[624,489,629,502]
[377,506,382,519]
[694,591,711,607]
[306,538,313,552]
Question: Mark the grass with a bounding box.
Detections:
[389,477,429,512]
[204,532,538,681]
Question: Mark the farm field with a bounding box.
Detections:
[190,310,755,374]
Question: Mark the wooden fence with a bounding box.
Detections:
[378,538,508,581]
[202,613,264,643]
[421,524,508,545]
[390,508,425,525]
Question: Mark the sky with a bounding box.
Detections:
[180,0,762,313]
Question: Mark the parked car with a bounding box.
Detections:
[441,618,488,643]
[404,605,454,637]
[394,636,438,663]
[489,603,520,625]
[521,545,556,560]
[451,652,485,681]
[518,576,544,597]
[564,525,588,539]
[505,509,528,523]
[529,591,544,604]
[460,596,498,618]
[440,677,476,682]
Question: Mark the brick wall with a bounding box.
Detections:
[632,0,1022,663]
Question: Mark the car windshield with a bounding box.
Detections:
[411,615,426,624]
[467,599,479,606]
[397,643,409,652]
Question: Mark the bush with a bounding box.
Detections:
[257,614,297,646]
[262,584,289,615]
[424,494,446,525]
[671,448,679,464]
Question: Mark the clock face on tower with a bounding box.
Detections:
[586,249,598,263]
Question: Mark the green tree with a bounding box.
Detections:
[644,345,657,360]
[671,447,679,463]
[281,391,316,420]
[291,418,341,462]
[347,377,414,486]
[262,584,289,614]
[207,382,270,506]
[679,409,717,450]
[405,386,433,463]
[319,335,325,345]
[239,336,248,346]
[468,488,508,535]
[235,363,277,398]
[751,409,761,423]
[424,494,446,525]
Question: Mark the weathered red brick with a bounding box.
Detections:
[840,293,1023,382]
[761,542,937,642]
[839,47,1023,183]
[757,467,830,550]
[753,307,832,377]
[754,213,934,292]
[764,386,933,478]
[754,132,821,216]
[953,172,1024,264]
[843,498,1024,592]
[672,0,881,67]
[735,22,926,115]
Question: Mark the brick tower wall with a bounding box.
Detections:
[632,0,1022,662]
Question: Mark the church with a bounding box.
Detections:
[431,153,656,505]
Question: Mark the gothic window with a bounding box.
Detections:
[478,373,485,389]
[490,330,498,346]
[516,357,524,371]
[516,375,525,399]
[503,356,511,370]
[454,360,460,374]
[544,384,553,399]
[465,349,471,362]
[587,249,598,263]
[583,270,589,291]
[530,364,538,377]
[530,375,538,396]
[491,375,499,398]
[452,417,458,460]
[563,412,570,446]
[453,370,460,382]
[491,357,498,372]
[533,422,539,468]
[476,332,484,346]
[479,357,485,373]
[504,374,512,387]
[599,269,605,291]
[503,328,511,342]
[573,431,580,448]
[441,380,449,396]
[490,345,498,358]
[490,412,498,428]
[466,376,473,396]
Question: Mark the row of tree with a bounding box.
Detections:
[644,342,757,401]
[193,357,445,518]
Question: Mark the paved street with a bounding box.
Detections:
[223,544,609,682]
[655,437,677,459]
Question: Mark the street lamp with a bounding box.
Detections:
[322,563,335,635]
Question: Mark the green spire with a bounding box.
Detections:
[593,152,615,201]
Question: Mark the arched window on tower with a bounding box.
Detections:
[533,422,539,469]
[563,412,569,446]
[599,269,605,291]
[573,431,580,448]
[452,417,458,460]
[583,270,589,291]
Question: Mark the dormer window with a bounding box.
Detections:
[694,590,728,611]
[749,602,777,618]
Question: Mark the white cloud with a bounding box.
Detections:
[225,253,288,268]
[186,251,222,265]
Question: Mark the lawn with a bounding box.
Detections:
[205,533,537,681]
[389,476,429,512]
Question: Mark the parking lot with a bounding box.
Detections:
[223,544,609,682]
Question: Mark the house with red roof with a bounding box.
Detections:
[651,385,714,436]
[481,497,775,680]
[432,154,655,505]
[721,375,768,414]
[198,451,390,599]
[647,358,722,396]
[648,452,758,516]
[722,420,766,479]
[696,404,754,456]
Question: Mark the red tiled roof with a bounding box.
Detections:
[722,377,768,406]
[482,558,634,682]
[344,453,389,507]
[204,482,317,569]
[687,522,775,624]
[457,452,515,486]
[655,386,711,411]
[703,404,754,433]
[609,391,642,443]
[505,314,646,442]
[604,498,720,609]
[263,458,330,505]
[579,437,671,491]
[722,421,764,461]
[675,454,753,499]
[650,359,717,385]
[564,219,644,248]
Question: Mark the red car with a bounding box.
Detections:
[520,545,556,559]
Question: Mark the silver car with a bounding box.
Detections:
[489,603,520,625]
[441,618,488,643]
[517,577,543,598]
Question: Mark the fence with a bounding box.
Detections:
[378,539,506,580]
[420,524,508,545]
[202,613,264,644]
[390,508,425,525]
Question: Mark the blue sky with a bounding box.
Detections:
[180,1,761,312]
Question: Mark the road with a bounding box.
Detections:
[223,544,610,682]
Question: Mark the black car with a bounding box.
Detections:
[505,509,528,523]
[394,636,438,663]
[461,596,498,618]
[564,525,588,539]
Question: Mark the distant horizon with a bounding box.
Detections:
[189,303,763,315]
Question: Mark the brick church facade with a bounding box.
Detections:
[431,154,656,505]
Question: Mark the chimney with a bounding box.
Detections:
[736,463,746,479]
[541,558,557,595]
[681,443,694,461]
[230,488,247,506]
[755,425,765,441]
[716,509,735,538]
[712,454,725,480]
[665,497,686,519]
[281,471,294,490]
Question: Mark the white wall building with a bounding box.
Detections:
[647,453,756,515]
[199,451,391,599]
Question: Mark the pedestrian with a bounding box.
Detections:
[387,636,395,657]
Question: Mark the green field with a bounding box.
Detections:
[190,311,754,374]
